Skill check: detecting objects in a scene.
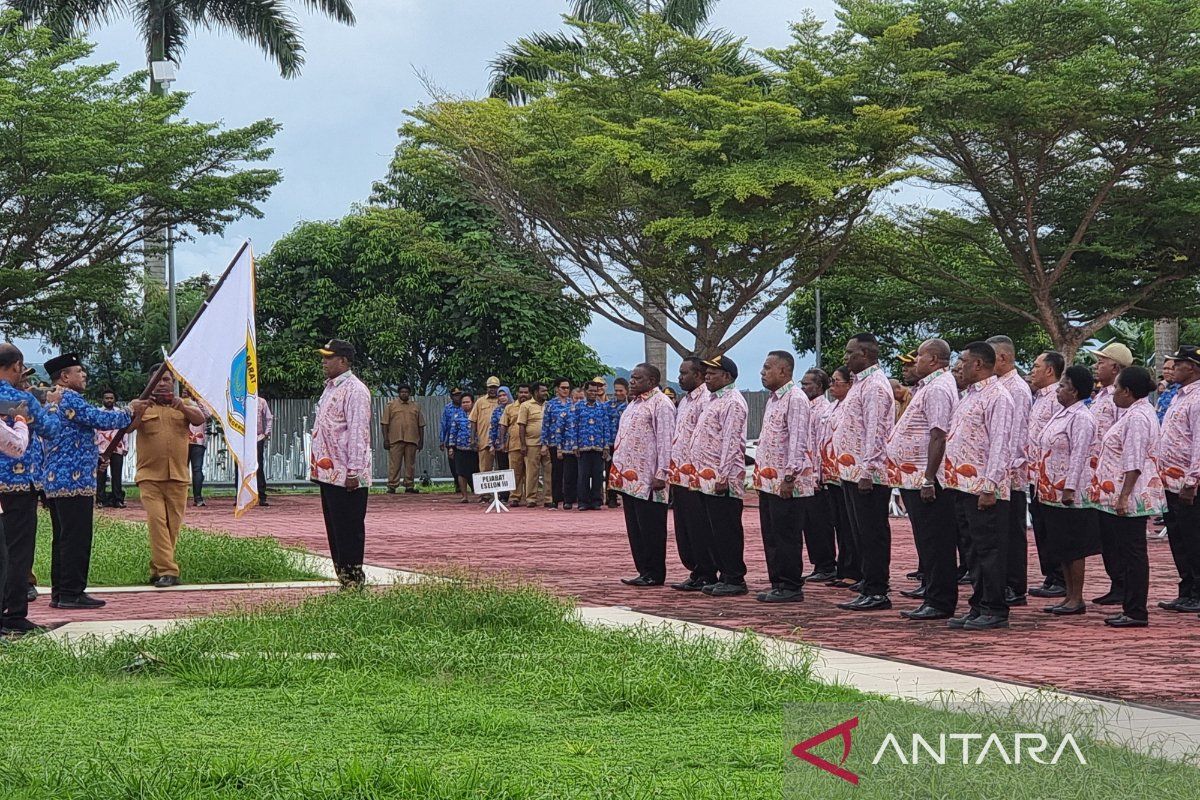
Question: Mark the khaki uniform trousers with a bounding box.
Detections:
[478,447,496,473]
[387,442,419,488]
[507,445,525,504]
[140,479,188,578]
[523,447,552,506]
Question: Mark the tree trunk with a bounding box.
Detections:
[1154,318,1179,375]
[642,306,668,379]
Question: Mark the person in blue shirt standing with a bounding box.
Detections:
[0,343,63,637]
[42,354,135,610]
[545,378,578,510]
[1157,358,1180,423]
[566,378,616,511]
[439,387,465,489]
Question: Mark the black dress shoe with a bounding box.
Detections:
[258,500,270,507]
[825,578,855,588]
[1048,603,1086,616]
[386,487,397,494]
[901,604,952,621]
[26,586,37,602]
[563,503,573,510]
[153,575,181,588]
[50,593,107,609]
[1004,589,1028,607]
[670,577,712,592]
[963,614,1010,630]
[115,500,127,508]
[957,572,973,585]
[899,585,927,600]
[1104,614,1148,628]
[620,575,663,588]
[805,570,837,583]
[702,581,749,597]
[406,488,419,494]
[194,498,206,507]
[1029,584,1067,598]
[1158,597,1185,611]
[837,594,892,611]
[0,620,48,636]
[947,612,980,629]
[756,588,804,604]
[1091,591,1124,606]
[1175,597,1200,613]
[905,570,923,580]
[847,580,865,593]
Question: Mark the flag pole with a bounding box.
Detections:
[101,240,252,457]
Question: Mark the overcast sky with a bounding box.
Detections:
[33,0,929,379]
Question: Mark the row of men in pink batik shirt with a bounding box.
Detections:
[608,336,1200,632]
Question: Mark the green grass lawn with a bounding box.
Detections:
[32,512,323,587]
[0,581,1196,799]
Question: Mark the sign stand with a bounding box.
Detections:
[472,469,517,514]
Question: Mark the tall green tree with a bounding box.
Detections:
[0,17,279,337]
[8,0,355,84]
[257,205,607,397]
[415,14,921,358]
[843,0,1200,359]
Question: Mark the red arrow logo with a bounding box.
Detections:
[791,716,859,785]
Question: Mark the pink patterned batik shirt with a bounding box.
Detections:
[1026,384,1058,486]
[689,384,748,498]
[1157,381,1200,494]
[310,370,373,488]
[752,382,815,498]
[816,397,843,486]
[832,364,894,484]
[610,388,676,504]
[998,369,1033,493]
[885,369,957,490]
[669,384,710,489]
[1089,385,1118,459]
[1086,399,1165,517]
[942,375,1015,500]
[1034,401,1095,507]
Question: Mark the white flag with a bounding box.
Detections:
[166,241,259,516]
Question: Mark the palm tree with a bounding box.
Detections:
[8,1,355,296]
[8,1,355,91]
[489,1,732,370]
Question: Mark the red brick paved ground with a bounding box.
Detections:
[29,586,332,627]
[100,492,1200,710]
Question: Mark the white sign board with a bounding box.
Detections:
[472,469,516,513]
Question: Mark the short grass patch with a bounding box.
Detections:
[32,512,323,587]
[0,580,1196,798]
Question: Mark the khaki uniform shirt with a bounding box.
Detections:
[517,401,546,447]
[469,394,501,451]
[134,403,194,483]
[383,399,425,445]
[502,401,525,453]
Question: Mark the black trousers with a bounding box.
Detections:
[1,489,39,625]
[825,483,860,581]
[901,486,958,614]
[96,452,124,505]
[672,486,717,583]
[1165,491,1200,600]
[759,493,810,590]
[841,481,891,596]
[576,450,605,510]
[256,438,269,501]
[802,488,837,574]
[623,494,668,582]
[318,481,368,581]
[47,495,95,600]
[447,444,459,483]
[189,444,206,500]
[954,491,1010,618]
[1096,501,1127,598]
[1098,513,1149,620]
[1028,496,1065,587]
[700,491,746,584]
[1006,490,1029,596]
[549,448,578,505]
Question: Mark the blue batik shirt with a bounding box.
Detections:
[564,399,616,453]
[489,405,507,450]
[440,401,460,447]
[608,399,628,435]
[1157,382,1180,423]
[544,396,574,448]
[0,379,61,492]
[446,407,473,449]
[43,389,132,498]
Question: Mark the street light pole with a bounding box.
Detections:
[151,59,179,348]
[814,285,823,369]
